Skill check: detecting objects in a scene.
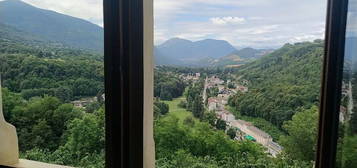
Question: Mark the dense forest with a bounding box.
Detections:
[0,39,104,102]
[229,41,323,128]
[154,69,186,101]
[1,28,105,167]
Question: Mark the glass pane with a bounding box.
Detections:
[154,0,326,167]
[0,0,104,167]
[336,0,357,167]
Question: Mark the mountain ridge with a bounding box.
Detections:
[0,0,104,52]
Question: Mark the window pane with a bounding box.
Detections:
[0,0,104,167]
[154,0,326,167]
[336,0,357,167]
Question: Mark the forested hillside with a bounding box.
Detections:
[0,36,104,102]
[1,20,105,167]
[229,40,324,127]
[0,0,104,52]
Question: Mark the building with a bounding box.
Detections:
[237,85,248,93]
[267,142,283,157]
[208,97,218,111]
[216,110,235,123]
[231,120,272,146]
[339,106,347,122]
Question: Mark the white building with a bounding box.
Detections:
[231,120,272,146]
[216,110,235,123]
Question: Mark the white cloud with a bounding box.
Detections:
[14,0,328,48]
[210,17,245,25]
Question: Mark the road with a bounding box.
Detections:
[348,81,354,118]
[202,77,208,103]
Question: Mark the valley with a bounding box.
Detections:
[0,0,356,168]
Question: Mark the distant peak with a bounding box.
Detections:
[0,0,32,6]
[167,37,192,42]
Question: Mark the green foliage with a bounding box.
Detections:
[8,96,81,151]
[191,96,204,119]
[21,107,105,168]
[216,119,226,131]
[185,81,204,119]
[230,41,323,128]
[177,100,187,108]
[279,106,319,162]
[155,115,269,167]
[154,68,186,100]
[338,135,357,168]
[227,83,235,89]
[154,100,170,116]
[183,116,196,127]
[0,55,103,101]
[206,87,219,98]
[203,111,217,127]
[227,128,237,139]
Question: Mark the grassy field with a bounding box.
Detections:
[163,97,197,123]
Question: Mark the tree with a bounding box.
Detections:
[216,119,226,131]
[178,100,187,108]
[203,111,217,127]
[228,83,235,89]
[349,110,357,134]
[160,86,173,101]
[227,128,237,139]
[279,106,318,161]
[183,116,195,127]
[154,100,169,115]
[192,96,204,119]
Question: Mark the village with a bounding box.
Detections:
[202,75,283,157]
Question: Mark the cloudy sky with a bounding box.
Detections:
[347,0,357,37]
[20,0,329,48]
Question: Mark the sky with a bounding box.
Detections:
[17,0,329,48]
[347,0,357,38]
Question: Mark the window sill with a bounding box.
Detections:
[3,159,74,168]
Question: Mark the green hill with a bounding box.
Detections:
[0,0,103,52]
[229,40,324,127]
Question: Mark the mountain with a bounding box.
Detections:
[155,38,275,67]
[230,48,274,59]
[211,48,274,67]
[154,47,183,66]
[230,41,324,127]
[156,38,237,65]
[0,0,103,52]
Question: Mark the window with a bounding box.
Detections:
[336,0,357,167]
[0,0,104,167]
[0,0,354,168]
[153,0,326,167]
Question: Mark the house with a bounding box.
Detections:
[236,85,248,93]
[339,106,347,122]
[71,97,97,109]
[216,110,235,123]
[208,97,218,111]
[209,76,225,85]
